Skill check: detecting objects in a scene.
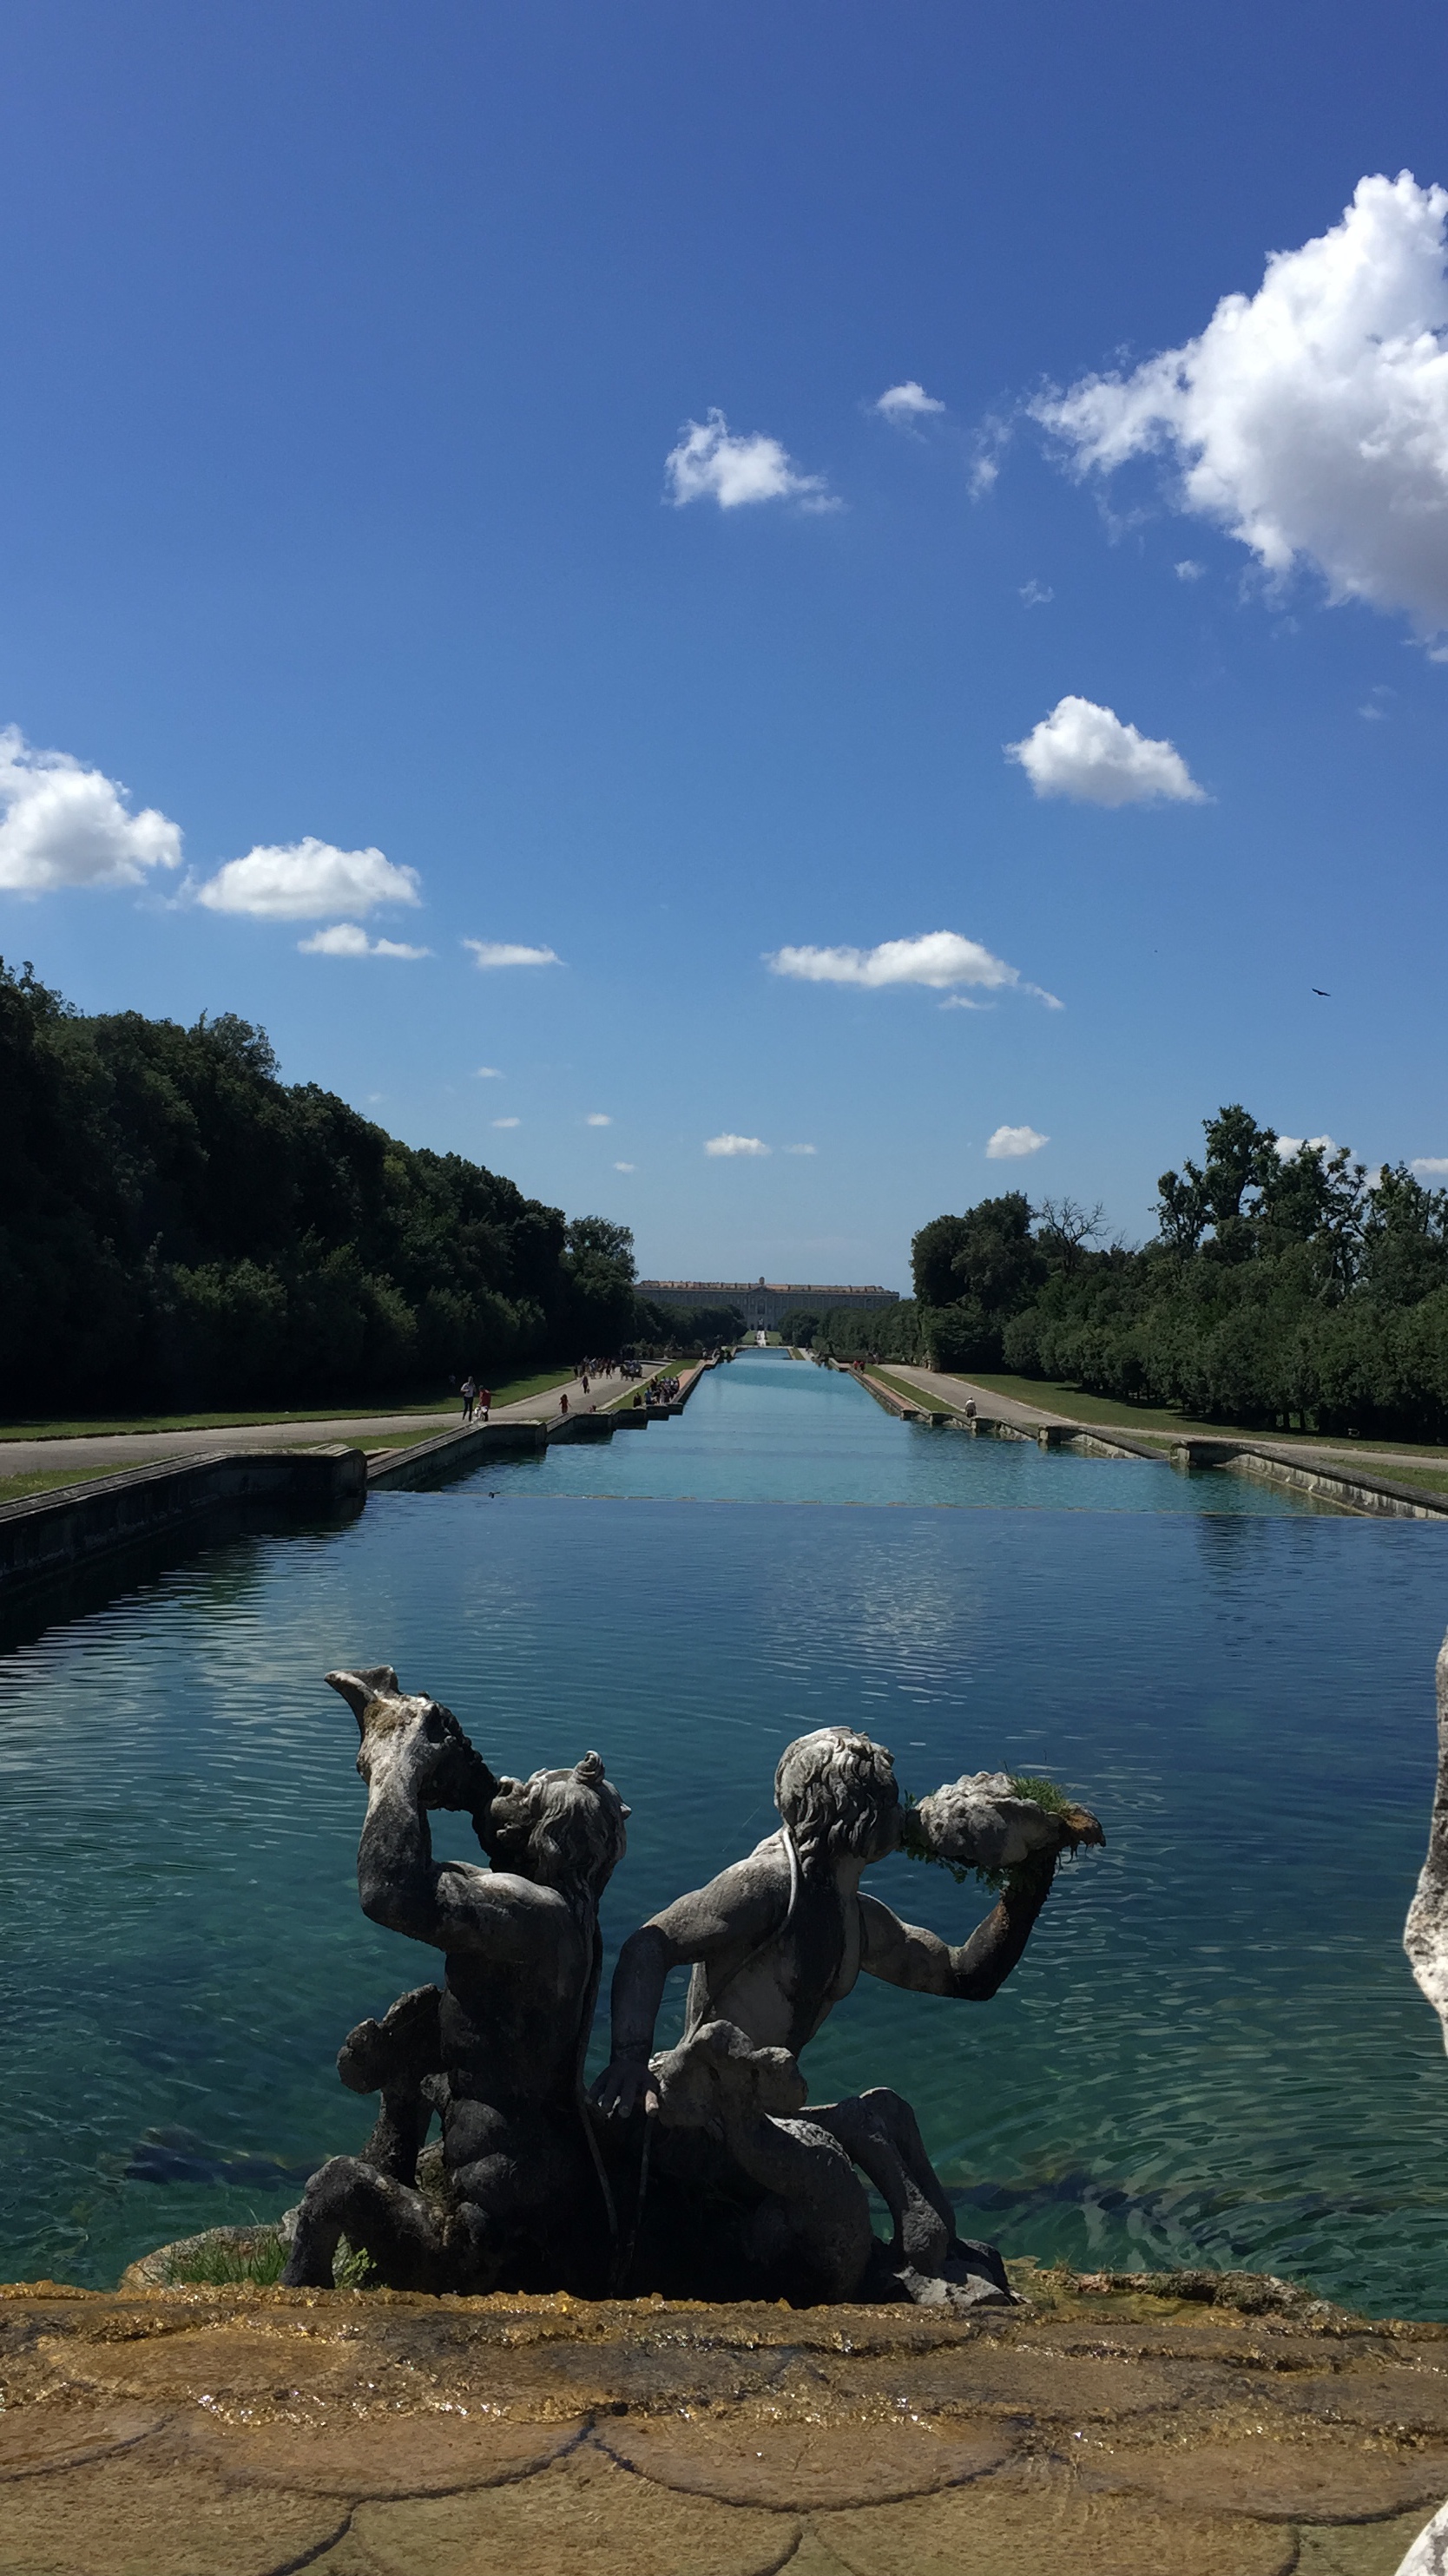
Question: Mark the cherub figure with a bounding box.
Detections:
[595,1725,1101,2309]
[283,1666,628,2296]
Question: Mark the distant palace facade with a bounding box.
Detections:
[638,1278,900,1331]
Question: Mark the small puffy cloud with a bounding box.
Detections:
[705,1133,770,1158]
[464,939,561,969]
[665,408,834,511]
[474,1066,504,1079]
[197,838,419,919]
[1412,1156,1448,1176]
[1007,696,1206,806]
[1175,559,1205,582]
[491,1115,521,1129]
[874,380,945,424]
[1019,579,1053,607]
[783,1142,817,1155]
[0,726,183,893]
[1275,1132,1339,1159]
[297,922,430,958]
[585,1113,612,1127]
[1036,172,1448,634]
[767,928,1059,1007]
[614,1160,636,1173]
[986,1124,1049,1160]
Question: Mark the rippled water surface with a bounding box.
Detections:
[3,1349,1448,2311]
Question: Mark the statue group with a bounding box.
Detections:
[283,1668,1102,2310]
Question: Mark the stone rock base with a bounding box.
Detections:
[3,2264,1446,2573]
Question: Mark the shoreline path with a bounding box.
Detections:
[875,1363,1448,1479]
[0,1371,612,1482]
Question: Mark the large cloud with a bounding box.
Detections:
[1036,171,1448,633]
[1007,696,1205,805]
[665,408,834,510]
[767,929,1059,1006]
[0,726,183,893]
[196,838,420,918]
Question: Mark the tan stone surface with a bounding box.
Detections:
[179,2408,589,2494]
[859,2342,1190,2420]
[1102,2433,1448,2522]
[596,2413,1012,2507]
[1277,2370,1448,2435]
[0,2449,348,2576]
[0,2404,166,2480]
[341,2449,800,2575]
[816,2475,1298,2574]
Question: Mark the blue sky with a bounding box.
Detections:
[3,2,1447,1288]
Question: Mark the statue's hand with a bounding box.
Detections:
[357,1695,464,1791]
[591,2054,661,2120]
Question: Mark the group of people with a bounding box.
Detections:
[458,1377,491,1422]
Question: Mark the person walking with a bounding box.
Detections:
[480,1386,491,1423]
[559,1390,569,1417]
[460,1376,477,1422]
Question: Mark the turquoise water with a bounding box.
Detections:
[3,1350,1448,2312]
[481,1350,1324,1509]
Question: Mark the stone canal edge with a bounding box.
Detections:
[4,2267,1448,2573]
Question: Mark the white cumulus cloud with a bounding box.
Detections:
[1007,696,1205,805]
[705,1134,770,1158]
[197,838,419,919]
[767,929,1060,1007]
[0,726,183,893]
[665,408,834,510]
[491,1116,521,1129]
[1036,171,1448,634]
[297,922,430,958]
[614,1160,636,1173]
[783,1142,817,1155]
[986,1125,1049,1160]
[874,380,945,424]
[1412,1156,1448,1176]
[464,939,561,969]
[1275,1132,1339,1160]
[585,1113,612,1127]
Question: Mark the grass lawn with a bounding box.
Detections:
[0,1369,575,1444]
[0,1461,136,1506]
[928,1370,1448,1462]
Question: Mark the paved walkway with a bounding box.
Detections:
[882,1364,1448,1478]
[0,1370,629,1481]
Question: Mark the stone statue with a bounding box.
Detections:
[594,1725,1102,2309]
[283,1667,629,2296]
[1405,1621,1448,2052]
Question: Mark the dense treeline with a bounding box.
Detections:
[798,1107,1448,1439]
[0,962,641,1414]
[635,1298,746,1354]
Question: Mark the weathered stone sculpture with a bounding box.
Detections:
[1405,1622,1448,2048]
[594,1725,1102,2309]
[283,1666,629,2295]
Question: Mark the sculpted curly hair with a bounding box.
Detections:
[484,1751,629,1900]
[773,1727,899,1876]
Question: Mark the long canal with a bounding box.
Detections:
[3,1345,1447,2312]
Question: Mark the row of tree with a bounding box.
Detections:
[1,962,648,1414]
[795,1107,1448,1439]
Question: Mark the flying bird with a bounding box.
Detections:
[1312,988,1330,997]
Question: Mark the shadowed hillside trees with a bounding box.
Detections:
[0,961,642,1414]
